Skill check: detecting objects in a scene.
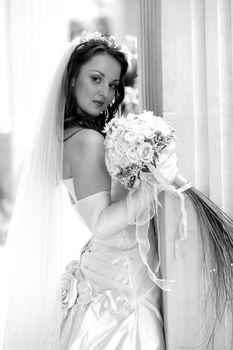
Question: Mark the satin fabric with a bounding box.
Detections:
[61,179,165,350]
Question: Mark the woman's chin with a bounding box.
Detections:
[89,108,104,116]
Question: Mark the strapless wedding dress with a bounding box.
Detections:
[61,178,165,350]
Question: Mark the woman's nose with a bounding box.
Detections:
[98,84,109,98]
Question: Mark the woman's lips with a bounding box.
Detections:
[93,100,105,108]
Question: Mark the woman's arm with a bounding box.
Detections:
[65,129,146,237]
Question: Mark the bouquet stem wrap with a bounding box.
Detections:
[184,187,233,321]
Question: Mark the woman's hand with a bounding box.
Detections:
[145,153,179,185]
[156,153,179,184]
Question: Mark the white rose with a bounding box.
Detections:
[106,138,114,148]
[115,140,128,155]
[105,153,116,173]
[138,134,145,144]
[126,112,136,121]
[138,111,154,123]
[124,130,139,143]
[142,127,155,139]
[137,114,148,123]
[126,147,140,163]
[119,155,131,168]
[138,142,154,163]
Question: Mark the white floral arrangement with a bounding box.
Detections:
[104,111,176,189]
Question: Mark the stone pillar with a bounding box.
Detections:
[217,0,233,214]
[191,0,209,194]
[136,0,163,115]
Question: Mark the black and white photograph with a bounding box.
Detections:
[0,0,233,349]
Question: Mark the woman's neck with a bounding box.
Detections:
[76,104,97,121]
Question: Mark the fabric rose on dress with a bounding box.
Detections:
[61,260,80,318]
[60,260,100,319]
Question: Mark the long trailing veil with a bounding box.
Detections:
[3,37,82,350]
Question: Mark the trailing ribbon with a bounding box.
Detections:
[129,166,192,291]
[128,176,176,291]
[147,165,191,259]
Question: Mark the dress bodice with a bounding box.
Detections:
[62,178,145,250]
[63,177,127,203]
[62,177,163,293]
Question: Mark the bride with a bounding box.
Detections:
[3,32,178,349]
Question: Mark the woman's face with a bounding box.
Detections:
[74,53,121,116]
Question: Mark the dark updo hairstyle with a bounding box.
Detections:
[63,36,128,134]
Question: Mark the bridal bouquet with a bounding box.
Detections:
[104,111,176,189]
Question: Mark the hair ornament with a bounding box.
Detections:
[78,30,130,58]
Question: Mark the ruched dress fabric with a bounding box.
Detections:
[61,179,165,350]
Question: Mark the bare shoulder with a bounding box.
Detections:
[64,128,110,197]
[66,128,104,150]
[74,128,103,144]
[64,128,105,163]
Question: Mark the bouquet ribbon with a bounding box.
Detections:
[129,167,191,291]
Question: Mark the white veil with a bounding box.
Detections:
[3,37,81,350]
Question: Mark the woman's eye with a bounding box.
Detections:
[92,76,101,83]
[110,84,118,90]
